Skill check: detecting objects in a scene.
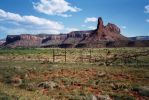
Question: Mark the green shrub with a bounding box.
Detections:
[0,92,18,100]
[19,80,36,91]
[111,94,135,100]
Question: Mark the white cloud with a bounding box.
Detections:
[0,27,28,35]
[22,15,63,30]
[145,5,149,13]
[33,0,81,17]
[145,5,149,24]
[144,5,149,23]
[81,24,86,27]
[0,26,8,32]
[84,17,97,23]
[0,9,23,22]
[0,26,61,35]
[81,24,96,30]
[65,27,79,33]
[121,26,126,29]
[0,9,64,34]
[88,26,96,29]
[146,19,149,22]
[0,9,7,17]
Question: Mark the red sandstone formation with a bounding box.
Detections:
[3,17,149,48]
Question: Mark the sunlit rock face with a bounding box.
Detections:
[97,17,104,34]
[0,40,5,46]
[5,34,42,48]
[3,17,148,48]
[93,17,127,41]
[76,17,128,48]
[20,34,42,41]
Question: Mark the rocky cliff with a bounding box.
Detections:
[91,17,127,41]
[2,17,149,48]
[0,39,5,46]
[76,17,128,47]
[5,34,42,48]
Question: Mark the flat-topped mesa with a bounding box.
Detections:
[3,17,132,48]
[20,34,42,41]
[6,35,20,44]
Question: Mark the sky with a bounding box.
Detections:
[0,0,149,39]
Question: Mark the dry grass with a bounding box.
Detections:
[0,48,148,99]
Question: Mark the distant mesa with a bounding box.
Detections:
[0,39,5,46]
[129,36,149,41]
[1,17,149,48]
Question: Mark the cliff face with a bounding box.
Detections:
[2,17,128,48]
[61,17,128,48]
[75,17,128,47]
[5,34,42,48]
[97,17,104,35]
[3,17,148,48]
[6,35,21,44]
[20,34,42,41]
[0,39,5,46]
[89,17,127,41]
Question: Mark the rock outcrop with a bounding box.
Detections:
[0,39,5,46]
[97,17,104,34]
[90,17,127,41]
[105,23,120,34]
[6,35,21,44]
[2,17,149,48]
[76,17,128,47]
[5,34,42,48]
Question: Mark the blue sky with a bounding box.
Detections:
[0,0,149,39]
